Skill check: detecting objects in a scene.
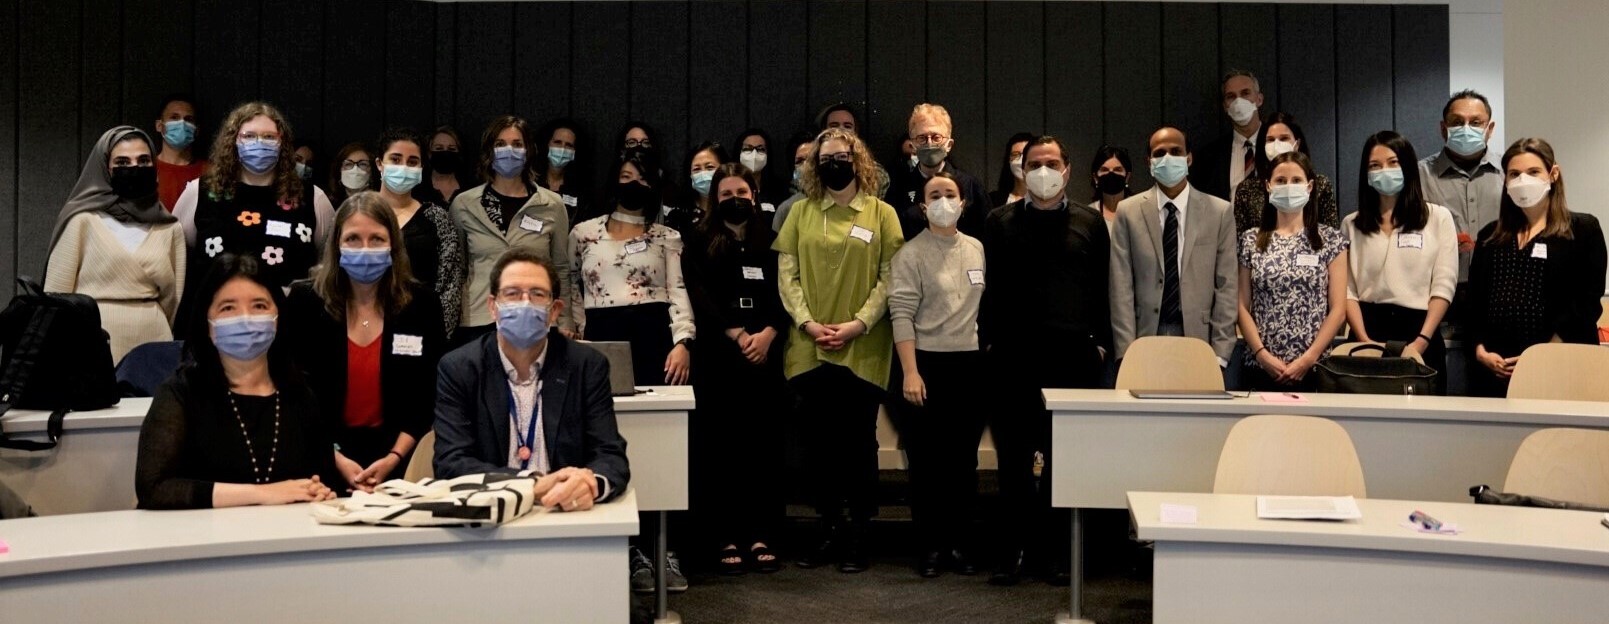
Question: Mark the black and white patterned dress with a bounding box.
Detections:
[1239,225,1349,365]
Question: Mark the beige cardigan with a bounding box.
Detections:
[451,183,575,329]
[45,213,185,362]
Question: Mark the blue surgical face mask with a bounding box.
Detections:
[791,167,802,189]
[237,141,280,175]
[493,146,526,178]
[381,164,423,194]
[547,146,575,169]
[1150,155,1190,187]
[1446,125,1487,157]
[339,247,393,285]
[496,301,550,349]
[210,314,278,361]
[1367,167,1405,196]
[162,120,196,149]
[691,170,714,197]
[294,162,312,180]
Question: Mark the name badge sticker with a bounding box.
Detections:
[393,334,424,357]
[561,194,578,207]
[742,266,764,280]
[265,220,292,238]
[761,203,776,213]
[625,240,650,255]
[1296,254,1321,267]
[849,225,874,244]
[519,215,545,233]
[966,269,985,286]
[1532,243,1548,259]
[1397,232,1424,249]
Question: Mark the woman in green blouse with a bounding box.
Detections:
[774,127,904,573]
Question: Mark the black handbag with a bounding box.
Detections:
[0,277,120,450]
[1312,341,1437,395]
[1469,485,1609,513]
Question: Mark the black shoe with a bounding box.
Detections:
[950,549,979,576]
[917,551,944,578]
[988,550,1026,586]
[838,522,870,573]
[796,522,840,569]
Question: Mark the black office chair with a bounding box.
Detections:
[114,340,184,397]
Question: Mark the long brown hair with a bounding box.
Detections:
[1255,151,1324,252]
[309,191,415,319]
[802,127,881,201]
[478,115,536,186]
[1486,137,1572,245]
[201,102,304,205]
[700,164,764,259]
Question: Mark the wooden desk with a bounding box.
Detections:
[0,491,639,622]
[1129,491,1609,623]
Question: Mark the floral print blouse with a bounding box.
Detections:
[1239,224,1349,365]
[569,215,696,343]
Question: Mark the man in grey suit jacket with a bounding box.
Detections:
[1109,127,1239,367]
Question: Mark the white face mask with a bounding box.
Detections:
[1025,166,1066,200]
[1264,139,1296,160]
[739,150,767,172]
[341,168,370,191]
[1268,183,1311,213]
[925,197,963,228]
[1009,160,1025,181]
[1507,174,1552,209]
[1228,97,1258,125]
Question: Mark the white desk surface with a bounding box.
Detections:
[0,489,638,579]
[1129,491,1609,568]
[1045,389,1609,427]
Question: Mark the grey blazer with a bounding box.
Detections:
[1109,186,1239,361]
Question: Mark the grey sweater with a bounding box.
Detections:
[888,229,986,351]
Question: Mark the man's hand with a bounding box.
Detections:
[533,467,599,512]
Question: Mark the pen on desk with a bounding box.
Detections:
[1286,393,1301,400]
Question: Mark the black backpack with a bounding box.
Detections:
[0,277,119,450]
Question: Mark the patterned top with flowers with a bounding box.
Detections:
[568,215,695,343]
[192,181,324,291]
[1238,224,1350,366]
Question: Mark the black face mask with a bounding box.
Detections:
[718,197,755,225]
[429,150,460,173]
[617,181,659,213]
[1096,172,1128,196]
[818,159,856,191]
[110,165,158,200]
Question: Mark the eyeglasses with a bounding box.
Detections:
[497,288,552,304]
[817,151,853,164]
[238,132,280,147]
[624,139,653,149]
[741,146,767,154]
[910,133,948,146]
[341,159,371,171]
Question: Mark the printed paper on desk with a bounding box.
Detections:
[1259,392,1309,403]
[1257,495,1363,520]
[1160,503,1198,524]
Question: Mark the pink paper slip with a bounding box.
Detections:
[1259,392,1310,403]
[0,539,9,554]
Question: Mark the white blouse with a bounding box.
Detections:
[1342,202,1459,310]
[568,215,696,343]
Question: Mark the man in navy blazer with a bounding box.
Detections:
[433,250,629,511]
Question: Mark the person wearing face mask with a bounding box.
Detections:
[1418,89,1506,323]
[171,102,336,334]
[775,127,904,573]
[1231,112,1340,236]
[665,141,730,235]
[533,118,591,224]
[885,104,992,241]
[1088,144,1134,227]
[979,135,1111,586]
[431,249,630,513]
[153,94,207,212]
[451,115,575,347]
[1342,132,1458,394]
[1237,151,1350,391]
[1192,69,1266,202]
[1465,138,1606,398]
[770,133,817,233]
[815,102,892,198]
[735,128,788,210]
[681,164,789,576]
[990,132,1034,209]
[614,121,666,179]
[327,142,375,208]
[285,193,444,493]
[45,126,184,363]
[136,254,341,509]
[293,141,319,184]
[887,172,987,579]
[1110,127,1239,373]
[421,126,471,205]
[371,128,464,338]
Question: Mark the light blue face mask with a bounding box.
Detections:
[493,146,526,178]
[237,141,280,175]
[792,167,802,190]
[162,120,196,149]
[339,248,393,285]
[691,170,714,197]
[1150,155,1189,187]
[547,147,575,169]
[381,164,423,194]
[1368,168,1405,196]
[496,301,550,349]
[211,314,278,361]
[1445,125,1487,157]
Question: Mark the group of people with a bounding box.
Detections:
[38,68,1604,593]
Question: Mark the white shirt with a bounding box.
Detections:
[501,341,550,474]
[1342,203,1460,310]
[98,213,151,252]
[1156,184,1191,273]
[1229,132,1254,199]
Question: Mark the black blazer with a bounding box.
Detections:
[431,332,629,501]
[1190,131,1236,202]
[1467,213,1607,351]
[283,281,445,459]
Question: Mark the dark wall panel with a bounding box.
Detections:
[631,1,690,168]
[514,2,572,132]
[984,1,1043,192]
[193,0,261,146]
[385,1,437,133]
[17,0,81,279]
[1217,3,1278,140]
[927,1,985,175]
[432,3,456,132]
[1045,2,1103,203]
[1161,3,1220,157]
[571,2,630,182]
[260,0,325,153]
[1335,4,1395,217]
[748,0,810,148]
[807,0,867,137]
[1394,4,1451,163]
[454,3,515,144]
[1275,4,1337,186]
[122,0,195,129]
[323,0,386,153]
[688,0,747,146]
[866,0,925,163]
[1104,2,1162,190]
[80,0,124,165]
[1,1,17,290]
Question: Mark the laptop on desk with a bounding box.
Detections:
[579,341,640,396]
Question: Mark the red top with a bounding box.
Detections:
[156,159,207,212]
[343,337,383,428]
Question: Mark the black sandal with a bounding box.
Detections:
[716,545,747,576]
[749,543,782,573]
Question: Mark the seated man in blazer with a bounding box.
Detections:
[433,249,629,511]
[1110,127,1239,369]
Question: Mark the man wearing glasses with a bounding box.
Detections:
[884,104,992,240]
[432,249,629,511]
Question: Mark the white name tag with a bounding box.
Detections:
[1532,243,1548,259]
[1296,254,1321,267]
[967,269,985,286]
[1397,232,1423,249]
[519,215,545,233]
[742,266,764,280]
[265,220,292,238]
[561,194,578,207]
[625,240,649,255]
[392,334,424,357]
[849,225,874,244]
[761,202,776,213]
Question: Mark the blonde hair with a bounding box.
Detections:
[801,128,881,201]
[908,103,953,137]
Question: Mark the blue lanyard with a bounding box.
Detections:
[508,384,541,470]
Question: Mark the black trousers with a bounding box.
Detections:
[1240,362,1320,392]
[585,302,674,387]
[988,335,1104,557]
[792,363,883,522]
[902,350,987,553]
[690,333,786,549]
[1358,301,1447,395]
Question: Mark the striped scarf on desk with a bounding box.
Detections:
[311,472,540,527]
